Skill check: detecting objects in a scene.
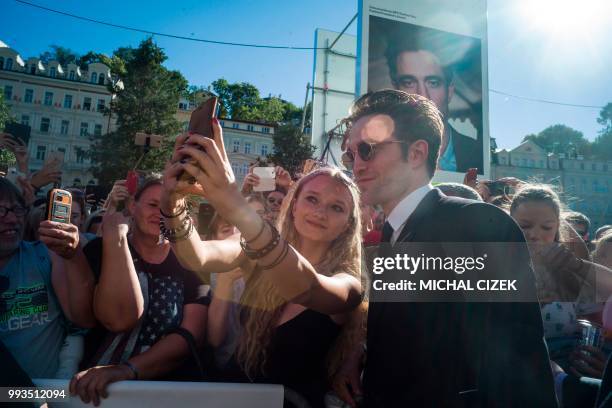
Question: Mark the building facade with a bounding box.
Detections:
[493,140,612,231]
[174,98,275,185]
[0,40,113,186]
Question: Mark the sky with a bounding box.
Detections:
[1,0,611,150]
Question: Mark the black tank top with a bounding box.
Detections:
[221,309,341,408]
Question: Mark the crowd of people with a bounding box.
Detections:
[1,89,612,408]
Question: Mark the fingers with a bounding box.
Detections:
[39,220,78,233]
[179,145,222,179]
[171,133,190,162]
[212,118,228,161]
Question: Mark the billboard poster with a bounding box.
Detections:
[357,0,489,179]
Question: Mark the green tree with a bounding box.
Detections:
[210,79,305,124]
[592,102,612,161]
[522,124,591,157]
[0,93,16,168]
[88,38,187,185]
[268,124,316,175]
[39,45,79,66]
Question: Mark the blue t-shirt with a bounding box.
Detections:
[0,241,65,378]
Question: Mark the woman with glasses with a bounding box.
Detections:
[161,120,363,408]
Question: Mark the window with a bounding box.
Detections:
[247,124,254,131]
[521,158,527,166]
[30,65,36,74]
[69,70,75,80]
[64,94,73,109]
[539,160,544,168]
[529,159,535,167]
[36,145,46,161]
[80,122,89,137]
[0,57,3,69]
[262,127,270,134]
[5,58,12,70]
[83,97,92,111]
[4,85,12,100]
[24,89,33,103]
[76,149,85,164]
[592,163,597,171]
[232,140,240,153]
[91,72,97,84]
[178,102,188,110]
[40,118,50,133]
[44,91,53,106]
[21,115,29,126]
[241,163,249,175]
[98,74,105,85]
[60,120,69,135]
[244,142,251,154]
[220,120,225,127]
[580,163,585,170]
[261,144,268,156]
[97,99,105,112]
[50,67,56,77]
[604,164,609,172]
[94,124,102,136]
[232,123,240,129]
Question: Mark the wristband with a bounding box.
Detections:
[122,361,139,380]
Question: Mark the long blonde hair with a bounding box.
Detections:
[236,167,363,378]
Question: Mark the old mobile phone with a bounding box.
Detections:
[197,202,216,236]
[46,189,72,223]
[179,97,219,183]
[3,122,31,145]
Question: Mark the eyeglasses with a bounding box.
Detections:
[341,140,409,168]
[0,205,27,218]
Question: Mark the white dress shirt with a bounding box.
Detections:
[386,183,434,245]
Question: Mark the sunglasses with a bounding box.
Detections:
[341,140,409,169]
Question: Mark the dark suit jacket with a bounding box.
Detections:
[363,189,557,407]
[451,126,484,174]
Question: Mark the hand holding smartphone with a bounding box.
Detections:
[179,97,219,183]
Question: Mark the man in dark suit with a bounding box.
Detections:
[387,44,483,173]
[340,90,557,407]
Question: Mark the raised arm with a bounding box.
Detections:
[39,221,96,328]
[174,120,361,315]
[93,209,144,332]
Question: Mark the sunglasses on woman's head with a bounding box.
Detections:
[341,140,409,169]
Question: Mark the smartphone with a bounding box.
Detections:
[179,97,219,183]
[252,167,276,192]
[126,170,139,195]
[197,202,216,236]
[46,189,72,223]
[3,122,31,145]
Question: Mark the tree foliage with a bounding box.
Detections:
[0,94,16,167]
[522,124,591,157]
[592,103,612,161]
[210,78,305,125]
[268,124,316,175]
[88,38,187,185]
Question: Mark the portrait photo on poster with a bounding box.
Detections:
[368,16,484,174]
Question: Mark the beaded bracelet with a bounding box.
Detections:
[259,240,290,270]
[160,213,194,242]
[240,221,281,260]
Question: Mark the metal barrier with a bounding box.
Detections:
[33,378,284,407]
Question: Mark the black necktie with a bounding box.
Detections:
[381,221,394,243]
